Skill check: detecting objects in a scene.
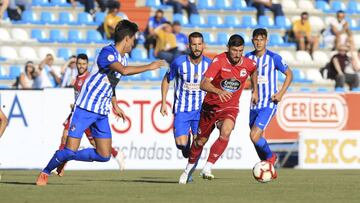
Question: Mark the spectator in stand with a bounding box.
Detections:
[0,0,9,20]
[6,0,31,21]
[292,12,319,56]
[61,55,78,87]
[96,0,109,12]
[33,54,62,88]
[330,45,359,90]
[68,0,95,15]
[323,10,354,50]
[103,1,122,40]
[162,0,198,20]
[245,0,284,20]
[144,9,167,58]
[154,21,180,64]
[173,21,189,54]
[18,61,35,89]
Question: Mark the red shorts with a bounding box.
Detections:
[197,107,239,140]
[63,113,93,139]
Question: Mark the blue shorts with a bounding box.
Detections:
[249,107,277,130]
[173,110,200,138]
[68,107,112,139]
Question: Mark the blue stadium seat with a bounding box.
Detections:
[159,67,168,78]
[59,11,75,25]
[130,48,149,62]
[190,14,205,27]
[57,48,72,60]
[346,18,358,30]
[0,66,8,80]
[241,15,256,28]
[269,34,284,46]
[347,1,360,14]
[49,29,67,43]
[207,15,224,28]
[258,15,274,28]
[233,0,255,11]
[146,0,161,7]
[31,29,47,42]
[278,72,285,82]
[77,12,94,25]
[76,48,90,56]
[173,13,189,26]
[198,0,214,10]
[9,66,21,80]
[335,87,345,92]
[224,15,241,28]
[317,87,330,92]
[351,87,360,92]
[275,16,291,29]
[86,30,104,43]
[316,1,331,12]
[299,87,311,92]
[292,69,312,83]
[202,32,216,45]
[217,32,230,45]
[51,0,71,7]
[40,12,57,24]
[214,0,232,10]
[331,1,346,12]
[68,30,85,43]
[140,71,158,81]
[19,10,38,24]
[95,12,106,25]
[32,0,49,6]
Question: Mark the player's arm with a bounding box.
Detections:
[272,68,292,104]
[250,68,258,105]
[109,60,164,76]
[160,74,170,116]
[200,77,232,103]
[111,88,125,122]
[0,109,8,138]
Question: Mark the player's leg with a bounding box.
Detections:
[201,118,235,180]
[56,128,68,176]
[174,112,192,158]
[249,107,277,164]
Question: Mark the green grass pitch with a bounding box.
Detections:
[0,169,360,203]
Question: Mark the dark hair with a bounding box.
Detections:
[227,34,244,47]
[114,20,139,43]
[301,11,308,16]
[172,20,181,26]
[155,9,164,14]
[188,32,203,43]
[24,61,34,73]
[77,53,88,62]
[107,0,120,10]
[337,10,345,15]
[252,28,268,38]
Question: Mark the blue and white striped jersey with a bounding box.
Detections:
[245,50,288,109]
[76,44,127,115]
[167,55,212,113]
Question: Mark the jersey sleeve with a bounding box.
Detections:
[273,54,288,74]
[167,59,178,81]
[97,47,118,71]
[204,56,222,80]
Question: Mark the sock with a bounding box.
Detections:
[73,148,111,162]
[111,148,118,158]
[59,143,65,150]
[202,162,213,173]
[207,137,229,164]
[255,137,272,160]
[177,144,190,158]
[188,141,204,164]
[42,148,76,175]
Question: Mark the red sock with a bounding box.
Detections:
[189,142,203,164]
[207,137,229,164]
[59,143,65,150]
[111,148,118,157]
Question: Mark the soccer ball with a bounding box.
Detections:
[252,161,276,183]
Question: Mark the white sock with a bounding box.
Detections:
[184,163,195,174]
[202,162,213,173]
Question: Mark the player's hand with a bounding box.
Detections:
[149,60,165,70]
[160,104,168,116]
[217,90,232,102]
[251,91,258,105]
[70,104,74,109]
[271,92,283,104]
[114,106,126,123]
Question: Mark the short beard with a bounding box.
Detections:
[189,51,202,60]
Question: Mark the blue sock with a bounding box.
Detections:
[73,148,110,162]
[255,137,273,160]
[43,148,76,175]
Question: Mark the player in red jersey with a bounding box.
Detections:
[179,34,258,184]
[56,54,125,176]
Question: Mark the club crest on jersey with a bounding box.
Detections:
[220,78,241,92]
[70,124,76,132]
[107,54,115,62]
[240,69,247,77]
[194,73,199,79]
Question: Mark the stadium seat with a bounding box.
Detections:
[32,0,49,6]
[268,33,284,46]
[173,14,189,26]
[19,10,38,24]
[295,51,313,64]
[86,30,104,43]
[292,69,312,83]
[278,50,295,62]
[40,12,57,24]
[57,48,72,60]
[190,14,205,27]
[49,29,67,43]
[309,16,325,32]
[11,28,30,42]
[298,0,315,10]
[77,12,94,25]
[282,0,297,9]
[117,12,129,20]
[224,15,241,28]
[347,1,360,14]
[331,1,346,12]
[0,66,8,80]
[214,0,232,10]
[130,48,149,62]
[59,12,75,25]
[317,87,330,92]
[38,47,56,59]
[232,0,255,11]
[299,87,311,92]
[241,15,256,28]
[354,35,360,48]
[0,28,11,42]
[217,32,230,45]
[51,0,71,7]
[31,29,47,42]
[198,0,214,10]
[68,30,85,43]
[9,66,21,80]
[76,48,91,58]
[258,15,274,28]
[316,0,331,12]
[275,16,291,29]
[206,15,224,28]
[19,47,38,60]
[346,18,358,30]
[202,32,216,45]
[335,87,345,92]
[312,51,329,65]
[145,0,162,7]
[306,69,325,83]
[0,46,18,60]
[351,87,360,92]
[95,12,106,25]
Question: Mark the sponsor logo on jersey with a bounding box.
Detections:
[220,78,241,92]
[183,82,200,91]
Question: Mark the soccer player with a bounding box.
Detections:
[160,32,211,159]
[56,54,125,177]
[245,28,293,177]
[0,109,8,138]
[36,20,164,186]
[179,34,258,184]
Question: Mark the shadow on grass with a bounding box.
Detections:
[0,181,37,186]
[81,179,178,184]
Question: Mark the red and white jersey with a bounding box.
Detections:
[203,52,256,111]
[74,72,90,100]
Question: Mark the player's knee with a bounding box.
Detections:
[176,144,186,150]
[249,131,260,143]
[219,135,230,141]
[195,137,207,147]
[95,153,111,162]
[56,148,76,162]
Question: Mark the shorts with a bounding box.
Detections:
[63,113,93,139]
[173,110,200,137]
[249,107,277,130]
[197,107,239,140]
[68,107,111,139]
